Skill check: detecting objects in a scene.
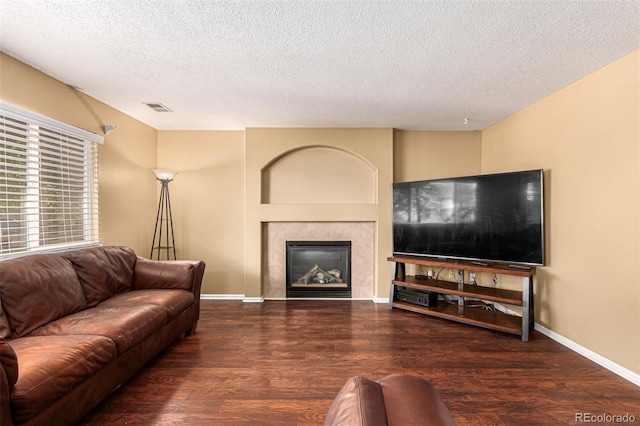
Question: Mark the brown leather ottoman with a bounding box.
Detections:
[325,374,455,426]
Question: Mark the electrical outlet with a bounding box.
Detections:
[469,272,476,282]
[493,274,498,285]
[427,268,433,278]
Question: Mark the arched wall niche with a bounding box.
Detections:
[261,145,377,204]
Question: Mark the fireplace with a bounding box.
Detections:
[286,241,351,298]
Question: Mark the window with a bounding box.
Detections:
[0,102,103,258]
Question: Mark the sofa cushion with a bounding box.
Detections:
[98,289,194,321]
[63,246,137,306]
[0,338,18,389]
[0,254,87,338]
[8,335,117,425]
[0,302,10,339]
[29,304,168,354]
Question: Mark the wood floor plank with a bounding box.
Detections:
[81,300,640,425]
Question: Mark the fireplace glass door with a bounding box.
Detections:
[286,241,351,298]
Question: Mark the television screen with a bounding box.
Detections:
[392,169,544,266]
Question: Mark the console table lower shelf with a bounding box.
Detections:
[388,255,535,341]
[391,299,522,336]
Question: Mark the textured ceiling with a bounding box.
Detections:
[1,0,639,131]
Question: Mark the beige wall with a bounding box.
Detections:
[157,131,245,295]
[393,130,482,182]
[0,53,158,256]
[263,146,377,204]
[482,50,640,375]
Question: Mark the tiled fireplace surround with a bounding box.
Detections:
[263,221,375,299]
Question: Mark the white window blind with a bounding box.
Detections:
[0,101,104,258]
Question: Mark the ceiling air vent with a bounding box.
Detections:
[143,102,173,113]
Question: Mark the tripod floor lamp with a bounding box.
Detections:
[150,169,177,260]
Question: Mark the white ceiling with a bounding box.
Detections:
[1,0,638,131]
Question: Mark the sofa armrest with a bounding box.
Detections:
[133,257,205,332]
[1,338,18,426]
[133,257,205,293]
[325,375,455,426]
[378,374,455,426]
[324,376,388,426]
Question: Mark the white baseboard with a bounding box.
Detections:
[374,297,390,304]
[200,294,244,300]
[534,323,640,387]
[489,303,639,387]
[200,294,264,302]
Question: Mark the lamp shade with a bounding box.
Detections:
[152,169,177,181]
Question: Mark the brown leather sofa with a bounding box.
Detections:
[325,374,455,425]
[0,246,205,425]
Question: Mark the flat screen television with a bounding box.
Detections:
[392,169,544,266]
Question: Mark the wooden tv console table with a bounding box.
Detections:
[388,255,535,341]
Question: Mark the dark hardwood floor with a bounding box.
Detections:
[81,300,640,425]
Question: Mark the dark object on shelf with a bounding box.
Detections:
[396,286,438,307]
